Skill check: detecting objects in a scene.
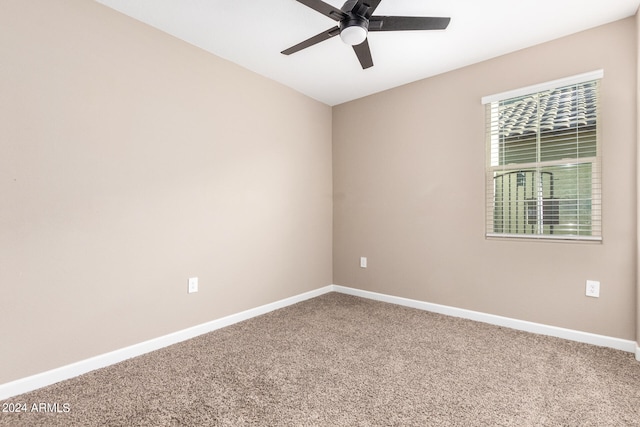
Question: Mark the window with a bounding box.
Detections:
[482,71,602,241]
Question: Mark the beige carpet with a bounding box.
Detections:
[1,292,639,426]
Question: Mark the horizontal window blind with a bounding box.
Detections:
[485,78,601,241]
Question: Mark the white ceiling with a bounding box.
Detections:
[94,0,640,106]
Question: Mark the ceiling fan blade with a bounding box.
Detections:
[295,0,347,21]
[369,16,451,32]
[352,39,374,69]
[281,26,340,55]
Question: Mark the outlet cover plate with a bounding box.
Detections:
[586,280,600,298]
[188,277,198,294]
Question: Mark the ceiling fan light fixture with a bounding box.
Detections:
[340,23,367,45]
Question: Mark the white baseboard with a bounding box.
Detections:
[0,285,333,401]
[2,283,636,401]
[332,285,638,354]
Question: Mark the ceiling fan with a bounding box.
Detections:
[281,0,451,69]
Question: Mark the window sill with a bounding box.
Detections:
[486,233,602,243]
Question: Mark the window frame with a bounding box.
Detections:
[482,71,603,242]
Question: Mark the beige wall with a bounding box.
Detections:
[0,0,332,384]
[637,11,640,351]
[333,17,637,341]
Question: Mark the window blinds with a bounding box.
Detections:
[484,74,602,240]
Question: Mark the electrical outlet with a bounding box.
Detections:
[360,257,367,268]
[586,280,600,298]
[188,277,198,294]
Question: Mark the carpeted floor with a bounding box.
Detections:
[1,292,639,426]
